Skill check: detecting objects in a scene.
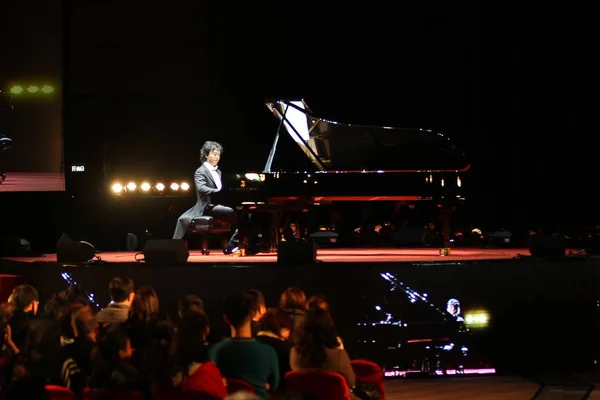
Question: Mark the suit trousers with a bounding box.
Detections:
[204,204,240,247]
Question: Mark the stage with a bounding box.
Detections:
[1,247,527,264]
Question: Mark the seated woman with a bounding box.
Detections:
[171,311,227,399]
[279,288,307,340]
[256,308,294,389]
[290,307,356,394]
[126,285,173,382]
[307,294,344,349]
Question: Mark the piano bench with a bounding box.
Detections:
[187,216,232,255]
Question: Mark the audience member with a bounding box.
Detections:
[279,288,307,340]
[210,292,279,399]
[171,311,227,398]
[256,308,293,391]
[177,294,204,317]
[290,307,355,389]
[246,289,266,337]
[96,276,135,330]
[126,285,173,382]
[307,294,344,349]
[307,295,329,312]
[8,284,39,350]
[60,306,97,396]
[88,328,150,398]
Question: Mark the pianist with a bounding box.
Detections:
[173,141,242,255]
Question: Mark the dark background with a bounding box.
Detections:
[0,0,62,174]
[0,1,590,247]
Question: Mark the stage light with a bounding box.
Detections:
[170,182,179,190]
[112,183,123,193]
[140,182,151,191]
[464,311,490,328]
[126,182,136,191]
[180,182,190,191]
[8,84,54,95]
[41,85,54,94]
[155,183,165,191]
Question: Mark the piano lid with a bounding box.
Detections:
[265,100,469,173]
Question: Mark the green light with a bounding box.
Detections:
[10,86,24,94]
[27,85,40,93]
[41,85,54,94]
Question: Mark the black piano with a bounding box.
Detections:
[0,134,11,185]
[353,271,494,377]
[226,100,470,247]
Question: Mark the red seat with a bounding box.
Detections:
[351,359,385,399]
[0,274,25,302]
[82,388,144,400]
[285,371,352,400]
[225,378,255,394]
[45,385,76,400]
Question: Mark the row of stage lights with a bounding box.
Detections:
[111,181,190,195]
[7,85,55,95]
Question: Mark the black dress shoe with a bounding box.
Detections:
[245,245,261,256]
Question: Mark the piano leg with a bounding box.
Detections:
[269,211,284,252]
[439,208,452,245]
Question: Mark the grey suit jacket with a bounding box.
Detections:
[173,164,223,239]
[193,163,222,215]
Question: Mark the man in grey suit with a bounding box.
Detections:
[173,141,240,254]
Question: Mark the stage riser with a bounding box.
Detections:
[1,259,599,375]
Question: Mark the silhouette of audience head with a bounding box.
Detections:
[108,276,135,304]
[279,288,307,312]
[178,294,204,317]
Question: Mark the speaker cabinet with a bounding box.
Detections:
[57,240,96,263]
[143,239,189,264]
[529,236,566,260]
[277,241,316,265]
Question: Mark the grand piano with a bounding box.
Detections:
[0,134,11,185]
[353,271,494,377]
[226,100,470,247]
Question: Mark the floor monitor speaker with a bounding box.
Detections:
[529,236,566,260]
[56,240,96,263]
[143,239,189,264]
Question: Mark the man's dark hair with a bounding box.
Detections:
[11,284,39,310]
[108,276,134,303]
[245,289,265,315]
[178,294,204,315]
[223,292,253,329]
[200,141,223,162]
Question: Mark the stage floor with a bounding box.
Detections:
[0,172,65,191]
[1,247,527,264]
[385,375,600,400]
